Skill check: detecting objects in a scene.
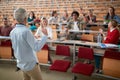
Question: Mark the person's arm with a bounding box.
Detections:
[99,28,106,40]
[34,27,41,38]
[105,30,119,43]
[114,15,120,24]
[103,15,110,24]
[26,29,48,52]
[48,17,52,24]
[47,27,53,39]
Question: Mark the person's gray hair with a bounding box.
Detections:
[14,8,27,23]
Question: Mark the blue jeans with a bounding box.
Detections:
[94,55,101,69]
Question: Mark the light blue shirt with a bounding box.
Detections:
[113,15,120,24]
[10,24,47,71]
[104,15,120,24]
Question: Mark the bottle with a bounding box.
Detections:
[97,33,102,43]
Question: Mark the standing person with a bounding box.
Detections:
[10,8,48,80]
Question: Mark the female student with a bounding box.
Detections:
[35,17,52,39]
[100,19,120,44]
[95,19,120,73]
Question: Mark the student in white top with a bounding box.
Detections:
[67,11,83,40]
[48,11,59,24]
[35,17,52,39]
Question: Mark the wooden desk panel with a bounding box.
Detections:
[0,46,12,59]
[37,50,48,64]
[103,58,120,78]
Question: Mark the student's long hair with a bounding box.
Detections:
[110,19,118,28]
[28,11,36,19]
[52,11,57,17]
[105,7,115,20]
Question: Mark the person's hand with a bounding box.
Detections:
[34,35,40,39]
[99,28,106,37]
[48,37,51,40]
[42,28,48,36]
[99,28,103,34]
[89,20,93,24]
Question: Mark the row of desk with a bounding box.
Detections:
[47,39,120,79]
[47,39,120,64]
[0,35,119,58]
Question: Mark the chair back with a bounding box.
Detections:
[51,24,56,29]
[103,50,120,78]
[0,40,12,47]
[52,30,58,40]
[90,26,101,31]
[56,45,70,56]
[37,44,49,64]
[0,40,12,59]
[81,34,94,42]
[78,47,94,60]
[42,44,49,50]
[90,26,104,38]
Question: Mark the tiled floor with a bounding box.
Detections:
[0,60,116,80]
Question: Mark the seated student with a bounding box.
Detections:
[79,7,88,23]
[35,17,53,64]
[104,6,120,24]
[34,18,41,29]
[79,7,86,17]
[86,9,97,29]
[0,17,13,45]
[100,19,120,44]
[59,10,70,38]
[48,11,59,24]
[79,7,88,29]
[31,18,41,35]
[60,10,70,23]
[86,9,96,23]
[48,10,60,31]
[0,18,13,36]
[35,17,52,39]
[27,11,37,31]
[66,11,83,40]
[95,20,120,73]
[0,18,13,58]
